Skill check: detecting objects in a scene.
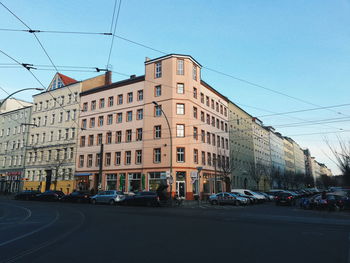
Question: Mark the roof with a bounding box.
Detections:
[81,75,145,96]
[57,73,77,86]
[145,53,202,67]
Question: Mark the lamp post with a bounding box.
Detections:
[0,88,44,108]
[152,101,173,199]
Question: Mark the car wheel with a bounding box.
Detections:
[109,199,115,205]
[91,199,97,205]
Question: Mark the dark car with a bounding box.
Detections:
[120,191,160,206]
[61,191,90,203]
[14,190,41,201]
[36,190,65,201]
[316,194,346,211]
[275,192,296,206]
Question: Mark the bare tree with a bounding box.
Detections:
[248,161,268,191]
[325,137,350,186]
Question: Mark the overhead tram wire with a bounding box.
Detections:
[106,0,122,69]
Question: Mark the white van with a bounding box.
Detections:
[231,189,266,202]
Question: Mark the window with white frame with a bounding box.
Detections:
[155,62,162,78]
[177,59,184,75]
[177,83,184,94]
[176,103,185,115]
[176,124,185,137]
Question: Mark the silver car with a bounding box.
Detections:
[91,190,125,205]
[209,192,247,206]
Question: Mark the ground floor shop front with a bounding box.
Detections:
[22,180,75,194]
[0,171,22,194]
[75,168,227,200]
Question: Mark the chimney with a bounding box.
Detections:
[105,71,112,85]
[145,57,150,62]
[130,74,136,79]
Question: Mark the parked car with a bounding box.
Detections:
[91,190,125,205]
[14,190,41,201]
[258,192,274,201]
[61,191,91,203]
[315,194,346,211]
[209,192,246,206]
[300,194,321,209]
[231,192,258,204]
[275,192,296,206]
[231,189,266,203]
[36,190,65,201]
[119,191,160,206]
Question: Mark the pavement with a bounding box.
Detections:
[0,196,350,263]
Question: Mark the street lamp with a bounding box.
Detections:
[152,101,173,199]
[0,88,44,108]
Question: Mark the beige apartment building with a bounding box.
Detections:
[23,73,108,193]
[283,137,296,175]
[75,54,230,200]
[292,140,306,175]
[228,101,255,189]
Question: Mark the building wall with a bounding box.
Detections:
[0,98,32,113]
[283,137,295,174]
[0,106,32,192]
[23,82,82,194]
[76,54,230,199]
[293,141,306,175]
[228,102,255,189]
[268,130,285,187]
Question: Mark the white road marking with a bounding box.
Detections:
[0,210,59,247]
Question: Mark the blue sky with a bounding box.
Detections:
[0,0,349,174]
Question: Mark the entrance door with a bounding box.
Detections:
[176,181,186,198]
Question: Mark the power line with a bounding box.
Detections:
[0,28,112,35]
[106,0,122,69]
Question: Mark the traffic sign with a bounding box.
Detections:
[190,171,198,179]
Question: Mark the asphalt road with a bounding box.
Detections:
[0,197,349,263]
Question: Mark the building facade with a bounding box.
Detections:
[0,102,32,193]
[23,73,108,193]
[283,137,295,174]
[228,101,255,189]
[292,141,306,175]
[266,127,285,188]
[75,54,230,200]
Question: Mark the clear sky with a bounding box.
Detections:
[0,0,349,174]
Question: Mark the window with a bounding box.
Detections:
[115,152,121,165]
[225,123,228,132]
[207,153,212,166]
[201,130,205,143]
[71,128,75,139]
[126,129,132,142]
[96,154,101,167]
[83,102,88,112]
[155,105,162,117]
[216,102,219,112]
[177,147,185,163]
[217,135,220,147]
[88,135,94,146]
[136,128,143,141]
[206,114,210,124]
[136,150,142,164]
[79,155,84,167]
[193,87,197,98]
[193,127,198,140]
[200,93,204,103]
[98,116,104,126]
[193,64,197,80]
[59,112,63,123]
[105,153,111,166]
[176,103,185,115]
[177,59,184,75]
[194,149,198,164]
[137,90,143,101]
[125,151,131,165]
[127,92,133,103]
[211,99,214,109]
[116,131,122,143]
[177,83,184,94]
[107,114,113,125]
[108,96,114,107]
[117,94,123,105]
[99,98,105,108]
[201,111,205,122]
[211,116,215,127]
[91,100,96,110]
[97,134,102,145]
[65,129,69,140]
[225,139,229,149]
[106,132,112,144]
[216,119,219,129]
[154,125,161,139]
[155,85,161,97]
[207,132,211,144]
[137,109,143,120]
[72,110,77,120]
[176,124,185,137]
[90,118,95,128]
[154,148,161,163]
[155,62,162,78]
[220,105,223,114]
[224,108,227,117]
[82,119,87,129]
[193,106,197,119]
[127,111,132,122]
[221,121,224,131]
[212,134,216,146]
[202,151,206,165]
[206,96,209,106]
[87,154,93,167]
[117,113,122,123]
